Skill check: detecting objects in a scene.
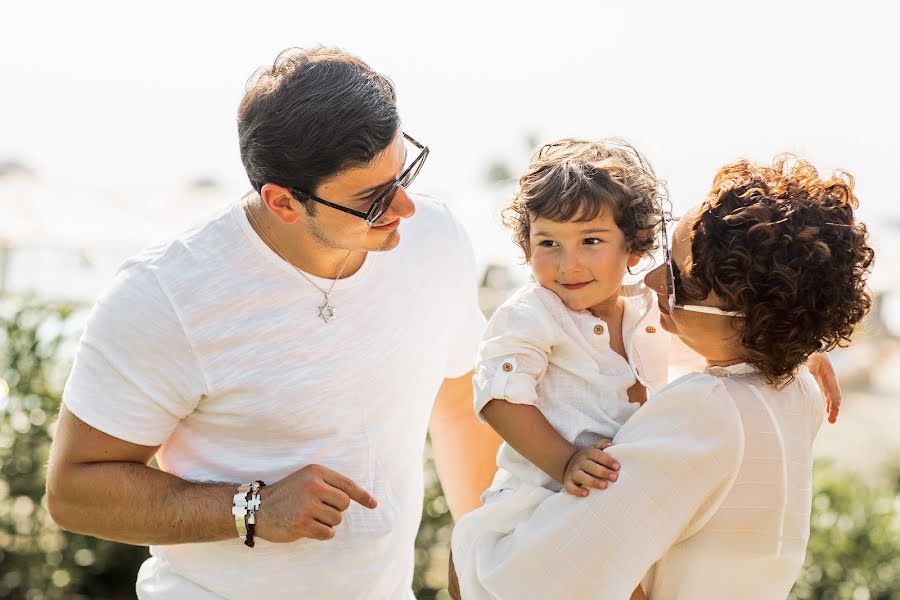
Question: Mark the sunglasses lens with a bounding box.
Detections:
[367,150,428,226]
[367,186,397,225]
[402,152,426,187]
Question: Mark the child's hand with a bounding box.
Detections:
[808,352,841,424]
[562,439,620,497]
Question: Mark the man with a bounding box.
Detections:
[46,47,501,599]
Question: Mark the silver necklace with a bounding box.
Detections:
[245,201,353,323]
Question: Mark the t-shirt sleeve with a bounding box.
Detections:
[474,376,744,599]
[443,210,487,379]
[63,263,207,446]
[471,289,557,421]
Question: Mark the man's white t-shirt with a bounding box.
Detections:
[63,194,486,599]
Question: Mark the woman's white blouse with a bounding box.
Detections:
[472,280,670,493]
[469,363,825,599]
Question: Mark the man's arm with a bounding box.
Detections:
[428,371,501,521]
[46,405,376,545]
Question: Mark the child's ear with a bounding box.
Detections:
[627,252,642,268]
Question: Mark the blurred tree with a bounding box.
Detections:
[485,133,541,187]
[485,161,515,186]
[0,303,147,599]
[790,461,900,600]
[413,440,454,599]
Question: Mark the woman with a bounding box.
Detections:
[450,156,874,599]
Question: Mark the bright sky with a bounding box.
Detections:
[2,0,898,274]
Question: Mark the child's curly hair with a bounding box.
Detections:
[682,156,875,386]
[503,138,665,260]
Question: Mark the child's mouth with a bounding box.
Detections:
[561,281,592,290]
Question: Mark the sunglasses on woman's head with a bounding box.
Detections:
[659,211,743,317]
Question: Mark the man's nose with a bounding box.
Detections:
[384,186,416,220]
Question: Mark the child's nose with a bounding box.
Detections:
[559,249,580,271]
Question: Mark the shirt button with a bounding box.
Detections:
[593,324,605,335]
[646,325,657,333]
[502,362,514,372]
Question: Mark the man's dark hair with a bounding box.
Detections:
[237,47,399,211]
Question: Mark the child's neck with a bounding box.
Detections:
[587,293,623,323]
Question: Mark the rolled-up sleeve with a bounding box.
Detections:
[472,376,745,599]
[472,292,558,421]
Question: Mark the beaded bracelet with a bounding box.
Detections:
[244,480,266,548]
[232,480,266,547]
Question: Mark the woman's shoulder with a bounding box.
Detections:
[627,371,745,440]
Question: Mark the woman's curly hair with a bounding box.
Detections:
[503,138,665,260]
[682,156,875,386]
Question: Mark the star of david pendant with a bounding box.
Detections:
[319,301,337,323]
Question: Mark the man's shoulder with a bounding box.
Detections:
[95,202,249,320]
[119,202,241,281]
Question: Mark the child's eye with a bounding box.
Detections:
[537,240,558,248]
[583,238,602,245]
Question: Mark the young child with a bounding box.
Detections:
[450,138,668,600]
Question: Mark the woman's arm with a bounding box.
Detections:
[474,378,744,599]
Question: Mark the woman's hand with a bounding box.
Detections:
[808,352,841,424]
[563,438,620,496]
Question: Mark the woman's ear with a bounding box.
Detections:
[627,252,642,268]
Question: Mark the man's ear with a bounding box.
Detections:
[260,184,303,224]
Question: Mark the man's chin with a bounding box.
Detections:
[367,230,401,251]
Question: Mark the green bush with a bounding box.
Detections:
[790,461,900,600]
[1,301,898,599]
[413,441,454,599]
[0,302,148,599]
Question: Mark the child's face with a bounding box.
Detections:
[529,209,640,314]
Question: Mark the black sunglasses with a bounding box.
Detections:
[289,132,429,227]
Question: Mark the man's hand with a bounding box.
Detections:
[808,352,842,424]
[256,464,376,542]
[562,438,619,497]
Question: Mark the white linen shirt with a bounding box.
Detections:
[467,363,825,600]
[473,280,670,494]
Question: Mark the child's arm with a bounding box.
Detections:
[481,399,619,496]
[630,585,648,600]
